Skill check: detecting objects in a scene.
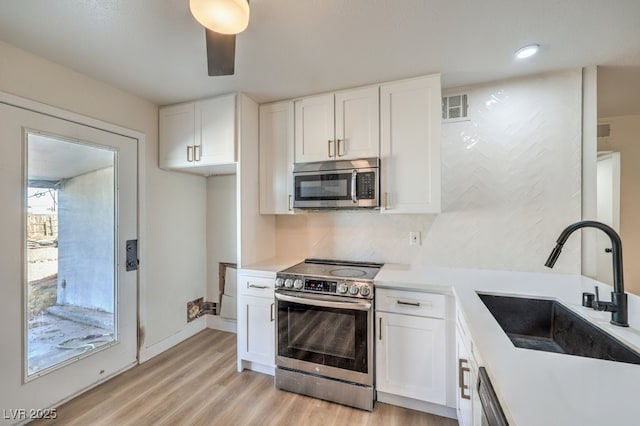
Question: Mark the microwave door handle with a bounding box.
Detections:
[275,292,371,311]
[351,170,358,203]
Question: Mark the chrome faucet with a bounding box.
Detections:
[545,220,628,327]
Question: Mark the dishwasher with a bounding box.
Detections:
[477,367,509,426]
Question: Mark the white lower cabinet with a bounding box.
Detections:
[456,304,484,426]
[376,311,446,403]
[375,288,454,417]
[237,270,275,375]
[239,295,275,366]
[456,324,473,426]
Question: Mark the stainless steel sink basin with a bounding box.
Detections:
[478,293,640,364]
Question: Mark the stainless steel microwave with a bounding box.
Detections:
[292,158,380,209]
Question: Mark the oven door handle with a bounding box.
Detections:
[275,292,372,311]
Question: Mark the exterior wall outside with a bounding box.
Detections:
[276,70,583,275]
[57,167,114,312]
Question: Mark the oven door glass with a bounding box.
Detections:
[294,173,352,201]
[277,297,369,373]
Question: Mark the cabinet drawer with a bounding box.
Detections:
[376,288,445,319]
[238,274,274,297]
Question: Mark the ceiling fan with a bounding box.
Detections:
[189,0,250,76]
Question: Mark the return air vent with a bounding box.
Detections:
[442,93,469,122]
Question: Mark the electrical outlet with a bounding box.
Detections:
[409,231,421,246]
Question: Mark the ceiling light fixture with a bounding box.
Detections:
[514,44,540,60]
[190,0,250,35]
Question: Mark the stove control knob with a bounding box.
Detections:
[284,278,293,288]
[337,282,348,294]
[293,279,303,289]
[360,285,371,297]
[348,285,360,295]
[275,278,284,288]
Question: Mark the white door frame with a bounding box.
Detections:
[0,90,146,413]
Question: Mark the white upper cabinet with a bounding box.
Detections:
[197,94,236,165]
[295,87,379,163]
[159,93,237,176]
[380,74,442,213]
[294,94,334,163]
[159,102,195,169]
[259,101,295,214]
[335,87,380,160]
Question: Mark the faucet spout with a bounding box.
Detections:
[545,220,628,327]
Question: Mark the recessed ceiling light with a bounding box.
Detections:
[514,44,540,60]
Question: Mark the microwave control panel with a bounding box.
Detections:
[357,172,376,200]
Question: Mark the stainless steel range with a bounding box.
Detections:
[274,259,383,411]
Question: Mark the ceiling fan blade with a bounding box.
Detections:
[205,28,236,76]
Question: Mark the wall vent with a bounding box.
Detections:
[442,94,469,122]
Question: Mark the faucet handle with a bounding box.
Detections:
[582,292,595,307]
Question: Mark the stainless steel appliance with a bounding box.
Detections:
[274,259,383,411]
[477,367,509,426]
[292,158,380,209]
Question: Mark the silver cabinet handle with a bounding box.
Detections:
[194,145,201,162]
[187,145,194,162]
[337,139,345,157]
[397,300,421,307]
[379,317,382,341]
[383,192,388,210]
[459,358,471,400]
[327,139,334,158]
[248,284,269,289]
[270,303,275,322]
[351,170,358,204]
[288,194,293,211]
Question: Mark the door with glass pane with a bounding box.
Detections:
[0,102,137,415]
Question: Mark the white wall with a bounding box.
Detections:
[598,115,640,295]
[0,41,207,356]
[206,174,237,301]
[276,70,583,274]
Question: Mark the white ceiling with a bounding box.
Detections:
[28,134,114,182]
[0,0,639,108]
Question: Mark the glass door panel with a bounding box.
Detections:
[26,132,116,377]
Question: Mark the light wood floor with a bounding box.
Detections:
[34,329,458,426]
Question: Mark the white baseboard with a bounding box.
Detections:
[376,391,457,419]
[206,315,237,333]
[239,360,275,376]
[138,317,207,363]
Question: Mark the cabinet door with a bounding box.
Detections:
[335,86,379,160]
[159,103,195,169]
[376,311,446,404]
[197,94,236,165]
[380,74,441,213]
[259,101,294,214]
[456,327,473,426]
[238,294,275,367]
[294,93,335,163]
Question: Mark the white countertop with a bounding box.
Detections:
[376,263,640,425]
[239,257,301,275]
